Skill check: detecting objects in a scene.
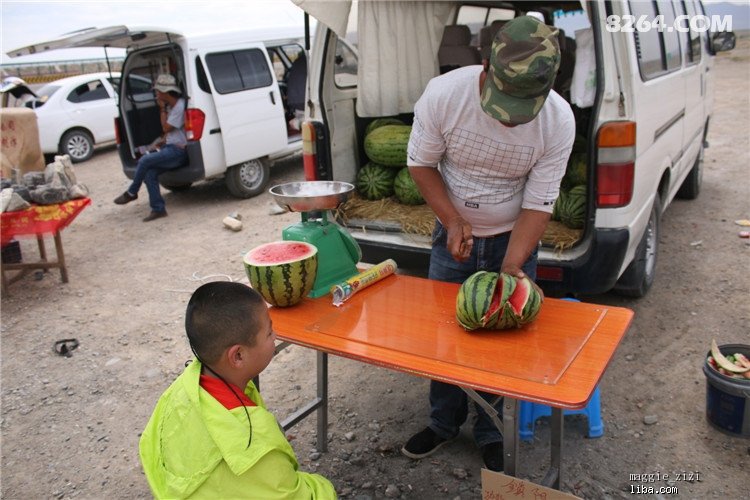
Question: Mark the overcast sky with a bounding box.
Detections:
[0,0,308,64]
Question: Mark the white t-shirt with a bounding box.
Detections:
[407,65,575,237]
[165,98,187,148]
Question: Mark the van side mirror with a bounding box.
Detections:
[711,31,736,53]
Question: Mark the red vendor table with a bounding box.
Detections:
[267,273,633,490]
[1,198,91,292]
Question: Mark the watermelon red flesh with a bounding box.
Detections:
[506,277,530,316]
[245,241,315,265]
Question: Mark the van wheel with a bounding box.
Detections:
[676,143,704,200]
[60,130,94,163]
[160,182,192,192]
[225,158,270,198]
[615,196,661,298]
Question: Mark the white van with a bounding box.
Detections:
[297,0,735,296]
[10,26,312,197]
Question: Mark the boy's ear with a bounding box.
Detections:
[225,344,244,368]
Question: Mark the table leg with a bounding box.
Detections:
[36,235,49,272]
[542,407,563,489]
[503,398,519,477]
[53,231,68,283]
[317,351,328,452]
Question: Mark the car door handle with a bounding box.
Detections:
[269,91,276,105]
[210,128,221,135]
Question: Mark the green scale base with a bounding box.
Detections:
[282,217,360,298]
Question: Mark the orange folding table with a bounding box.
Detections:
[268,273,633,489]
[1,198,91,292]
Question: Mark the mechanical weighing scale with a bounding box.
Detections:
[270,181,362,298]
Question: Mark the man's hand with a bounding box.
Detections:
[500,263,526,279]
[446,215,473,262]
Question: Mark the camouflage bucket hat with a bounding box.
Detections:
[481,16,561,125]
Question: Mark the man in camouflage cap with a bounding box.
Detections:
[481,16,561,125]
[402,15,574,471]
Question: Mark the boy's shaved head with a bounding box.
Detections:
[185,282,266,364]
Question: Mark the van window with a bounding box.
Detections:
[456,5,515,41]
[66,80,109,103]
[334,39,358,88]
[206,49,273,94]
[195,56,212,93]
[657,0,682,70]
[679,0,702,64]
[268,49,287,82]
[630,1,665,79]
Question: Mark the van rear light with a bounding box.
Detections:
[536,265,564,281]
[302,121,318,180]
[596,121,636,208]
[184,108,205,141]
[114,117,121,145]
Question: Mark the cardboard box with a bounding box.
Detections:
[481,469,581,500]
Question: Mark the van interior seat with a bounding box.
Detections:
[438,25,480,74]
[553,29,576,99]
[285,53,307,118]
[479,20,508,60]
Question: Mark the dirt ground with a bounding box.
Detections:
[2,38,749,500]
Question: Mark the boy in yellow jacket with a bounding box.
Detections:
[139,282,336,499]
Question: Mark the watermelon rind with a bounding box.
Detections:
[243,241,318,307]
[364,118,405,138]
[456,271,497,330]
[364,125,412,167]
[559,185,586,229]
[356,162,397,200]
[394,167,425,205]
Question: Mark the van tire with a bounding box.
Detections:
[225,158,270,198]
[615,196,661,298]
[676,144,704,200]
[60,129,94,163]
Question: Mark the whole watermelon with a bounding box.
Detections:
[364,125,412,167]
[552,189,567,222]
[562,152,587,189]
[364,118,405,138]
[243,241,318,307]
[356,163,397,200]
[559,185,586,229]
[455,271,544,331]
[393,167,425,205]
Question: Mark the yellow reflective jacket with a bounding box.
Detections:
[139,360,336,499]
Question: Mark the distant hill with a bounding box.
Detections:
[704,1,750,31]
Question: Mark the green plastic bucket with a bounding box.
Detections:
[703,343,750,438]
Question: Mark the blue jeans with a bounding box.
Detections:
[128,144,187,212]
[427,220,537,447]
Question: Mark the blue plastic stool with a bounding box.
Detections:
[518,297,603,442]
[519,385,604,441]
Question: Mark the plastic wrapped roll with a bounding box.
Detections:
[331,259,397,306]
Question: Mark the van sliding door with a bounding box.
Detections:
[203,45,286,166]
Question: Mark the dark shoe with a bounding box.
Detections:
[114,191,137,205]
[143,210,168,222]
[401,427,452,459]
[481,441,504,472]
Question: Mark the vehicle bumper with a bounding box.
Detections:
[119,142,206,184]
[537,228,630,295]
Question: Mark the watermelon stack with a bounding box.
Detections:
[364,124,412,167]
[356,163,398,200]
[364,118,404,138]
[243,241,318,307]
[456,271,544,331]
[393,167,425,205]
[558,185,586,229]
